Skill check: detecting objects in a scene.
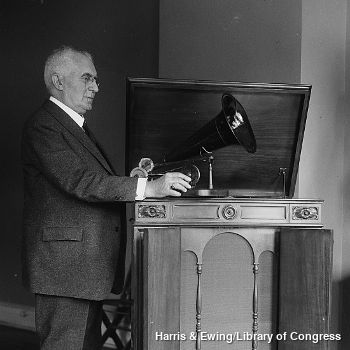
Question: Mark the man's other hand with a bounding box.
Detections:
[144,172,192,198]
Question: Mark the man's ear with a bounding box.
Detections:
[52,74,64,91]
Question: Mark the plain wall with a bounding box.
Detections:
[0,0,159,305]
[299,1,347,348]
[159,0,301,83]
[341,0,350,348]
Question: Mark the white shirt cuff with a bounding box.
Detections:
[135,178,147,200]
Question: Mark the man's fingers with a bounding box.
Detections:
[169,188,182,197]
[175,179,191,189]
[177,172,192,182]
[166,172,191,183]
[171,182,188,192]
[151,171,193,198]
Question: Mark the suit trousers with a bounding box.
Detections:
[35,294,103,350]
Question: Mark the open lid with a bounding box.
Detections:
[126,78,311,198]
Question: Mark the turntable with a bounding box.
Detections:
[127,78,332,350]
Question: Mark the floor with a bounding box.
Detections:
[0,325,39,350]
[0,325,114,349]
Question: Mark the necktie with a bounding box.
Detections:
[83,120,90,137]
[83,120,98,144]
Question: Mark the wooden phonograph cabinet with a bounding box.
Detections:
[126,78,333,350]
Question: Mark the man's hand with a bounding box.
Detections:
[144,172,192,198]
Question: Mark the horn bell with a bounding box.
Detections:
[164,93,256,163]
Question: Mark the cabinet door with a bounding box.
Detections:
[278,229,333,350]
[142,227,182,350]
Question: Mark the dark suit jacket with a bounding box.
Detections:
[21,100,138,300]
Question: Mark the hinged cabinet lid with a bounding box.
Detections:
[126,78,311,198]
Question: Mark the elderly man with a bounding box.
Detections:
[21,45,191,350]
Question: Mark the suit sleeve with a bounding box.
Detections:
[22,120,138,203]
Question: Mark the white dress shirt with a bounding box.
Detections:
[49,96,146,200]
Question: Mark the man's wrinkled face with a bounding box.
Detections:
[61,53,99,115]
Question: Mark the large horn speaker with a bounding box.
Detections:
[130,93,256,190]
[164,93,256,163]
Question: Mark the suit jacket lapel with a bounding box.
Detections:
[83,123,119,175]
[43,100,115,175]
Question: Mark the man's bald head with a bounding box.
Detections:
[44,45,99,114]
[44,46,93,95]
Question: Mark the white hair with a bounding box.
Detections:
[44,45,94,94]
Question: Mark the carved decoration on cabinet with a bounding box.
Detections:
[292,206,319,220]
[221,205,237,220]
[138,204,166,219]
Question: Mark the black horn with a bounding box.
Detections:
[164,93,256,163]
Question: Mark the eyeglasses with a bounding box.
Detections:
[81,73,100,88]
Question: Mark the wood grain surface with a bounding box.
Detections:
[278,228,333,350]
[126,79,311,197]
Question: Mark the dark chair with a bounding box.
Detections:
[102,269,132,349]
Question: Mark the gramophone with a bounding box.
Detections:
[130,93,256,196]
